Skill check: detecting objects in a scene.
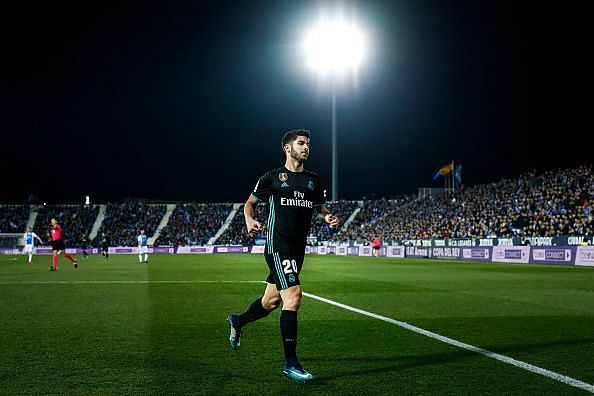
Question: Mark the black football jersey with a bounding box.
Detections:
[251,166,325,254]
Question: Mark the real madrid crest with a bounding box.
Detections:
[307,180,314,191]
[279,173,288,182]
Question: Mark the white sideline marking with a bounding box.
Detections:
[303,291,594,393]
[0,280,264,285]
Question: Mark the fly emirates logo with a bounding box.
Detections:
[280,191,313,208]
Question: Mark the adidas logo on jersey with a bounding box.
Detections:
[281,182,289,187]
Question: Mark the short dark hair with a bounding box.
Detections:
[281,129,310,151]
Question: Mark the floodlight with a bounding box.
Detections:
[304,23,365,73]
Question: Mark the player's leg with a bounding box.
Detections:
[64,251,78,264]
[24,245,32,264]
[51,249,58,270]
[269,253,313,381]
[143,247,149,263]
[138,248,143,263]
[227,282,280,350]
[279,284,302,361]
[61,241,78,268]
[236,282,281,326]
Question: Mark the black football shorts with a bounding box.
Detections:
[264,253,304,290]
[51,238,66,251]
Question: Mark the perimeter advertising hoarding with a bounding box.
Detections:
[461,247,492,262]
[177,246,215,254]
[530,247,575,266]
[575,246,594,267]
[386,246,405,258]
[1,244,590,266]
[492,246,530,264]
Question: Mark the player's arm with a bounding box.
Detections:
[244,195,262,237]
[317,205,341,229]
[33,232,43,244]
[246,173,272,237]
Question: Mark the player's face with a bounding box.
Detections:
[289,136,310,162]
[51,219,56,225]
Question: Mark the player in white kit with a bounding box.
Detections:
[22,227,43,264]
[137,229,149,263]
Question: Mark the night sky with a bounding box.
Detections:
[0,1,573,204]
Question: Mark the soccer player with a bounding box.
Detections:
[372,236,382,257]
[100,232,109,261]
[227,129,340,382]
[22,227,43,264]
[49,218,78,271]
[81,234,89,260]
[137,229,148,263]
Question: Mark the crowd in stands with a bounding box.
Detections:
[0,205,29,233]
[1,166,592,247]
[159,203,232,246]
[349,165,593,242]
[35,204,99,246]
[308,200,361,243]
[330,196,415,243]
[98,202,166,247]
[218,204,269,246]
[0,205,30,246]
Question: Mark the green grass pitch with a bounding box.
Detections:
[0,253,593,394]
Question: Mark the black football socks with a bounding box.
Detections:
[237,297,274,327]
[280,310,298,362]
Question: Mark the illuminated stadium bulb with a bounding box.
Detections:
[304,22,365,72]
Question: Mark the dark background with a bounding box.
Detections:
[0,1,578,204]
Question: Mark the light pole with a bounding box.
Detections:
[331,77,337,200]
[304,21,365,201]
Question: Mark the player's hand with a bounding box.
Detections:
[246,218,262,237]
[325,213,341,229]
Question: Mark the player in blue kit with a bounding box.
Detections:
[227,129,341,382]
[138,229,149,263]
[22,227,43,264]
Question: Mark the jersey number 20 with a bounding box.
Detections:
[282,259,298,274]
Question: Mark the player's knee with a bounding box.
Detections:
[282,292,302,310]
[263,296,281,311]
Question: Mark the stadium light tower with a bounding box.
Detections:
[304,20,365,201]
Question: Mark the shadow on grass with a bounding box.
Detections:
[306,336,594,378]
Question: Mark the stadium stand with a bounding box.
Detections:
[359,166,593,241]
[0,205,30,246]
[34,204,100,246]
[308,200,360,243]
[1,166,592,247]
[97,202,166,247]
[158,203,233,246]
[217,203,270,246]
[331,196,416,243]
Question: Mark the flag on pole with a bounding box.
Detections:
[433,162,454,180]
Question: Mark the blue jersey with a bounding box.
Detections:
[24,232,39,246]
[138,234,147,247]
